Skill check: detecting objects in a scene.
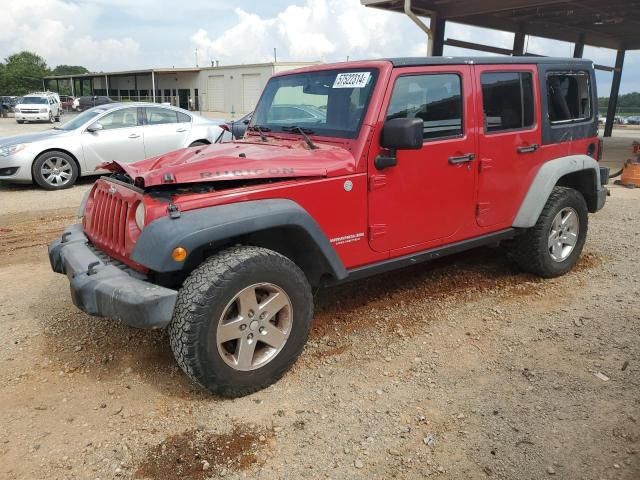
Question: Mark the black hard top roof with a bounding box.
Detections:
[388,57,593,68]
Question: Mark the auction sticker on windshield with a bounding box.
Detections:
[333,72,371,88]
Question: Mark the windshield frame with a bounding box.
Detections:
[20,96,49,105]
[251,67,379,140]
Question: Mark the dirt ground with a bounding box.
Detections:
[0,168,639,479]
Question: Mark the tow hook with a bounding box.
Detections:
[87,261,100,276]
[168,202,181,219]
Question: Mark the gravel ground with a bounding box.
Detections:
[0,150,639,479]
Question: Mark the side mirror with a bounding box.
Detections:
[381,117,424,150]
[86,122,103,133]
[375,117,423,170]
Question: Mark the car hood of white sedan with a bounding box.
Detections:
[0,129,70,147]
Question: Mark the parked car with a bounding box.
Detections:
[626,116,640,125]
[49,57,609,397]
[74,95,113,111]
[0,103,232,189]
[14,92,62,123]
[1,96,20,112]
[59,95,75,111]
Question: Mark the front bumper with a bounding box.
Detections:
[48,224,177,329]
[15,112,50,121]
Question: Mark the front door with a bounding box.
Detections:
[142,106,191,158]
[474,65,541,227]
[81,107,145,171]
[368,66,477,253]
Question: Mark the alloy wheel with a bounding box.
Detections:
[216,283,293,371]
[548,207,579,262]
[41,157,73,187]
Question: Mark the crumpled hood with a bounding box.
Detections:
[103,139,356,188]
[0,129,67,147]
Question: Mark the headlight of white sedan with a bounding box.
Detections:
[0,143,28,157]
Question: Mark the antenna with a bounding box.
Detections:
[195,48,199,67]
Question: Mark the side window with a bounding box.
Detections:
[547,72,591,123]
[98,108,138,130]
[145,107,178,125]
[177,112,191,123]
[386,74,462,141]
[481,72,534,133]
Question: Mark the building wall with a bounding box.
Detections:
[197,62,318,116]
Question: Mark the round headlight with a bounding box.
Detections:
[135,202,146,230]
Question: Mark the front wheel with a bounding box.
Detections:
[32,151,79,190]
[512,186,588,278]
[48,112,55,123]
[169,246,313,397]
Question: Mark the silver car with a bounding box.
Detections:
[0,103,231,190]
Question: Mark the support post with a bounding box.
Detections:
[105,74,109,97]
[56,79,60,93]
[573,34,584,58]
[604,49,625,138]
[431,16,445,56]
[70,77,75,97]
[134,74,138,101]
[513,32,525,56]
[151,71,156,103]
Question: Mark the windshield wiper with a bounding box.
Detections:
[247,124,269,141]
[281,126,317,150]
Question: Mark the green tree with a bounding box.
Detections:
[0,51,49,95]
[51,65,89,76]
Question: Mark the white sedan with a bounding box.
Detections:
[0,103,231,189]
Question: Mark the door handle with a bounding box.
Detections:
[448,153,475,165]
[176,128,187,133]
[128,133,140,139]
[517,144,539,154]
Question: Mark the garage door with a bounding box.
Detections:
[242,74,262,113]
[207,75,224,112]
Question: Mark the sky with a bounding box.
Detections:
[1,0,638,95]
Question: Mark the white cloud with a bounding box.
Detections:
[0,0,141,71]
[192,0,431,65]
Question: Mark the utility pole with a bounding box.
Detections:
[274,48,277,64]
[195,48,199,67]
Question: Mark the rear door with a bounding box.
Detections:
[474,65,541,227]
[80,107,145,171]
[142,106,192,157]
[368,65,477,253]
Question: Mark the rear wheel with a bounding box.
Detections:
[32,151,79,190]
[513,186,588,278]
[169,246,313,397]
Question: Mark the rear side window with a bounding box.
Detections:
[547,72,591,123]
[481,72,534,133]
[386,74,462,141]
[145,107,178,125]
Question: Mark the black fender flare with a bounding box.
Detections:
[131,199,347,282]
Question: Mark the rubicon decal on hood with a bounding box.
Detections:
[200,167,296,179]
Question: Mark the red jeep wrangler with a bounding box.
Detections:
[50,57,608,396]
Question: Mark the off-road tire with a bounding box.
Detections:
[169,246,313,397]
[513,186,588,278]
[32,151,79,190]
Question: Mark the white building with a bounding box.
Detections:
[44,62,318,117]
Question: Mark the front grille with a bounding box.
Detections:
[19,109,41,114]
[84,181,137,257]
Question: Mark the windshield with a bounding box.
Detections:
[56,108,106,131]
[21,96,48,105]
[251,68,378,139]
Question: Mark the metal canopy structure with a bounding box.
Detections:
[362,0,640,136]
